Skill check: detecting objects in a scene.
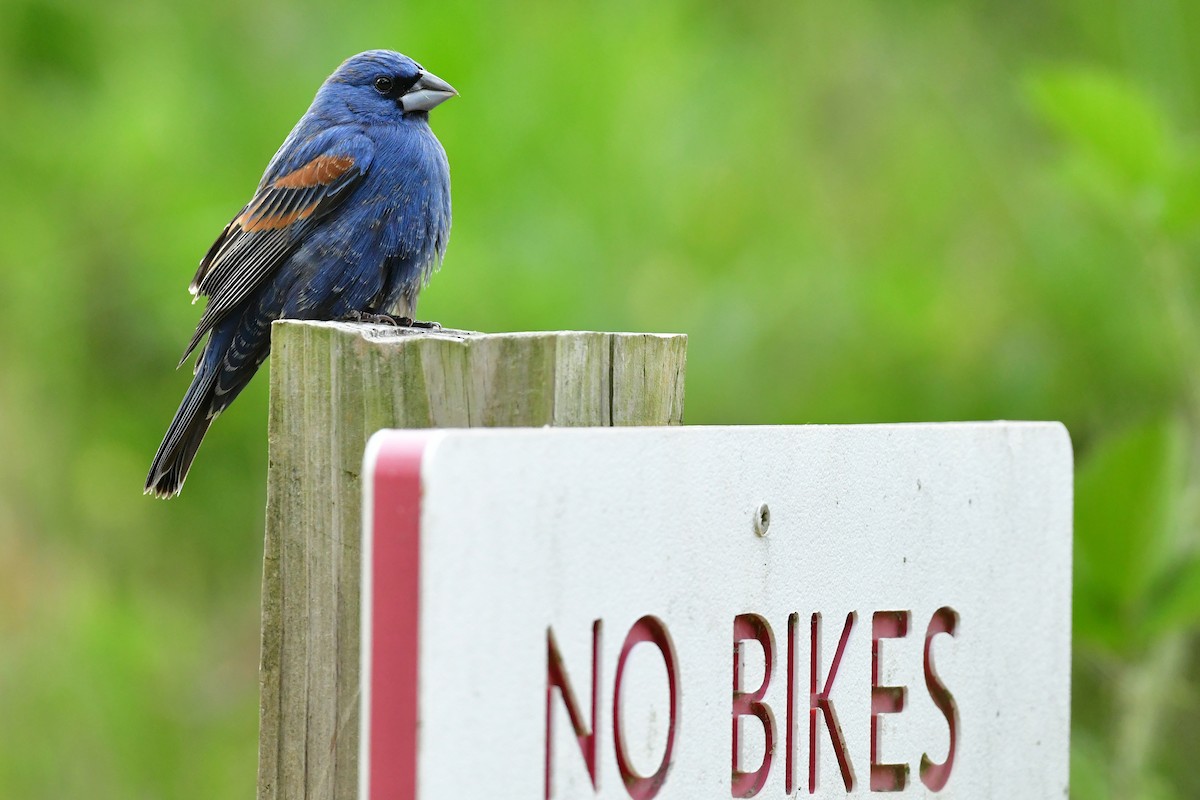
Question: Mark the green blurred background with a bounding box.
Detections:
[1,0,1198,796]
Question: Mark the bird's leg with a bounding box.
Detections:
[384,316,442,329]
[340,310,442,329]
[340,310,403,325]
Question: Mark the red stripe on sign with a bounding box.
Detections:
[367,434,429,800]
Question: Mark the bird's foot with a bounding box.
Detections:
[403,319,442,329]
[341,310,403,325]
[340,311,442,329]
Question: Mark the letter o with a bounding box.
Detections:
[612,616,680,800]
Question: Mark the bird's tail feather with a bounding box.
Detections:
[145,357,219,499]
[146,296,272,498]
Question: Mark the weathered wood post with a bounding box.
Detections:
[257,320,687,800]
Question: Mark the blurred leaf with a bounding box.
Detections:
[1070,729,1112,800]
[1160,153,1200,234]
[1144,554,1200,640]
[1073,418,1184,653]
[1026,67,1174,192]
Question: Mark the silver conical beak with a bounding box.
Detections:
[400,70,458,112]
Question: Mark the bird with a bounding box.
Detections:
[145,50,456,498]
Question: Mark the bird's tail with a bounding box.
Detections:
[145,408,213,498]
[146,301,271,498]
[145,348,220,499]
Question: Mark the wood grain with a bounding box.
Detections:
[257,321,687,800]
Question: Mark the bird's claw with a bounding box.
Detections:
[341,311,442,329]
[342,310,401,325]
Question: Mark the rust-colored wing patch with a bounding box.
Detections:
[274,155,357,189]
[232,155,357,232]
[236,203,319,232]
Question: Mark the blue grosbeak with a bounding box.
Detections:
[146,50,456,497]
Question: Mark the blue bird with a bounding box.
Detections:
[146,50,456,498]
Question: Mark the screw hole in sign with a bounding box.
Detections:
[754,504,771,537]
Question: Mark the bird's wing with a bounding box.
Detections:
[180,128,375,364]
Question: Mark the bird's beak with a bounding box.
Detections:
[400,70,458,112]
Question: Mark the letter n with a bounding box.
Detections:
[546,621,600,799]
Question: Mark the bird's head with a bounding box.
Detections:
[317,50,457,121]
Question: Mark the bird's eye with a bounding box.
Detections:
[374,76,394,94]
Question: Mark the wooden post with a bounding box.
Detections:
[257,320,687,800]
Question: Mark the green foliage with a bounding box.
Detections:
[1024,56,1200,800]
[1,0,1199,796]
[1028,68,1174,191]
[1074,418,1184,654]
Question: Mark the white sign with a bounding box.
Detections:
[360,424,1072,799]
